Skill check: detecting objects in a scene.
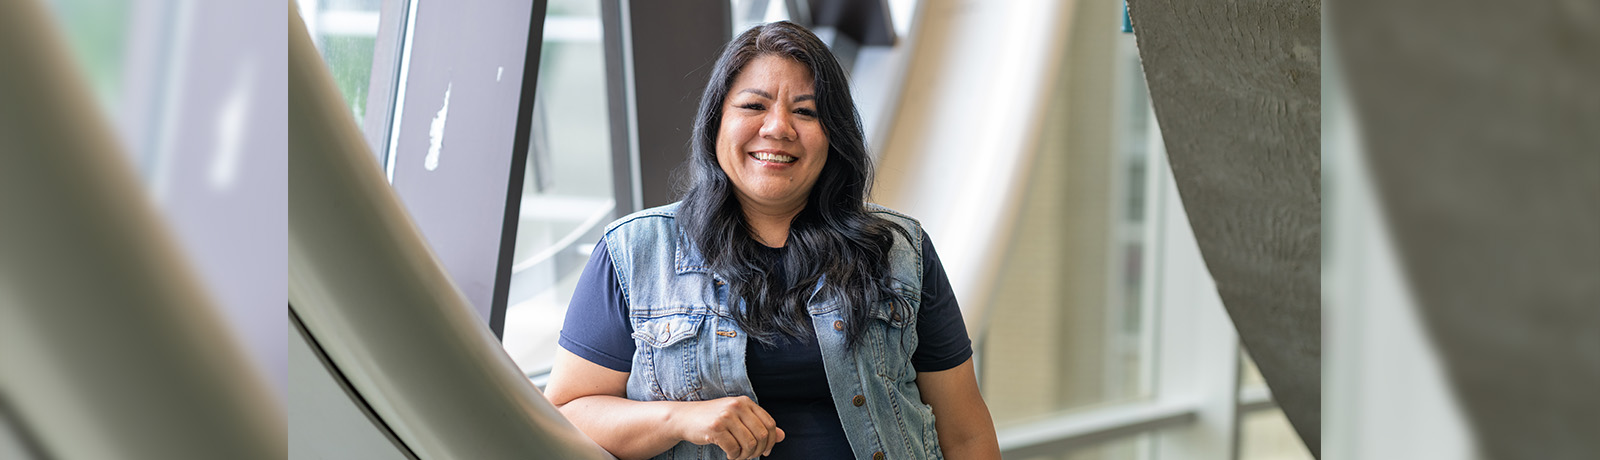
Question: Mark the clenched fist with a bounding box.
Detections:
[669,396,786,459]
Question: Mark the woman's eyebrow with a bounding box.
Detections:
[736,89,816,103]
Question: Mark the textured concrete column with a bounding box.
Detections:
[1126,0,1323,454]
[1332,1,1600,458]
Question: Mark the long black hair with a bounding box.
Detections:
[678,21,910,348]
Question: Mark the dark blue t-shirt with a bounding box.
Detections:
[558,230,971,459]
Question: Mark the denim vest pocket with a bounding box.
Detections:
[866,280,917,323]
[866,280,917,380]
[632,313,707,401]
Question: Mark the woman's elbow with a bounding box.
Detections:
[936,418,1001,459]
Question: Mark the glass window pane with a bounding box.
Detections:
[1240,408,1315,460]
[730,0,791,35]
[46,0,130,112]
[295,0,384,125]
[981,13,1153,425]
[46,0,144,170]
[1242,349,1268,388]
[501,0,615,378]
[1240,351,1313,459]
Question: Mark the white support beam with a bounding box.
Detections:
[1237,385,1278,415]
[998,402,1198,458]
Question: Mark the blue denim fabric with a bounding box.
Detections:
[603,202,942,460]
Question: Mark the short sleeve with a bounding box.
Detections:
[910,231,974,372]
[556,240,636,372]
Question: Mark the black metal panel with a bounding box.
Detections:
[386,0,545,335]
[602,0,732,212]
[808,0,895,46]
[600,0,635,213]
[493,0,551,339]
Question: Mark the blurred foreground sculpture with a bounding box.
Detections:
[0,0,285,458]
[1332,1,1600,458]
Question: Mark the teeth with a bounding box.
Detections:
[752,152,797,163]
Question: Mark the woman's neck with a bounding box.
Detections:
[738,200,804,248]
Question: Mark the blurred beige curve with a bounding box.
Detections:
[872,0,1077,342]
[0,0,286,459]
[286,1,614,459]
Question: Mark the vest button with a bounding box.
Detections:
[833,320,845,331]
[873,451,885,460]
[852,395,866,407]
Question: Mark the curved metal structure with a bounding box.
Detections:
[287,1,613,458]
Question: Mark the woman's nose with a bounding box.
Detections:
[759,110,797,141]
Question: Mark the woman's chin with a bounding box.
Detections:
[736,190,807,211]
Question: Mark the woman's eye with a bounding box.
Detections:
[794,108,818,117]
[738,103,765,111]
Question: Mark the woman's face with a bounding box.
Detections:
[715,54,828,213]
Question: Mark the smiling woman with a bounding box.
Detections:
[542,21,1000,460]
[714,55,829,241]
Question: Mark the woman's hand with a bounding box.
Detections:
[670,396,786,460]
[548,350,786,460]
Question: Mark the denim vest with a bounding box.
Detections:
[602,202,942,460]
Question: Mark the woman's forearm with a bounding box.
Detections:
[557,395,681,460]
[920,359,1001,459]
